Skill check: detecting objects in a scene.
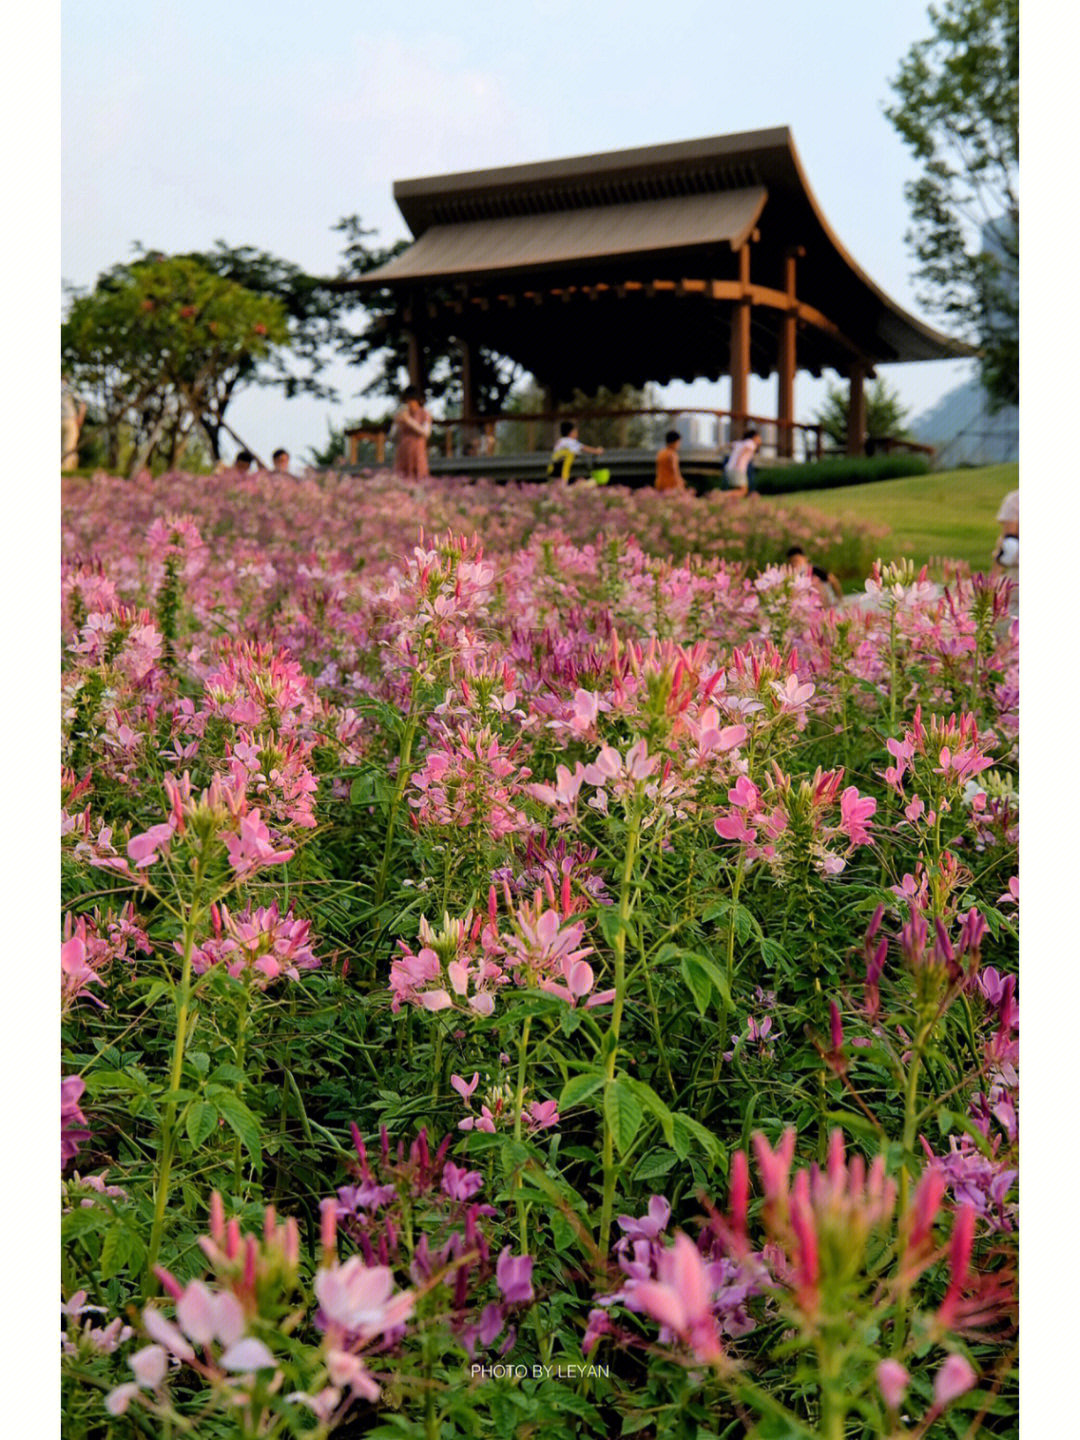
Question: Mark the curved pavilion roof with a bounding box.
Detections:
[352,127,971,392]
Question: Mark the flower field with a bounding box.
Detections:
[61,470,1018,1438]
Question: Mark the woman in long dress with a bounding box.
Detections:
[393,387,432,478]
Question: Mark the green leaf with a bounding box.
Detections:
[701,899,732,924]
[671,1112,723,1167]
[285,1069,315,1143]
[82,1069,146,1094]
[186,1051,210,1076]
[100,1222,144,1281]
[604,1080,644,1155]
[759,937,790,972]
[824,1110,883,1144]
[185,1100,217,1148]
[214,1092,262,1160]
[680,955,712,1016]
[624,1078,674,1145]
[559,1071,605,1110]
[62,1206,108,1242]
[632,1148,678,1182]
[598,907,629,950]
[558,1005,583,1037]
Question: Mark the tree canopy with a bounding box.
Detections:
[814,378,912,450]
[62,253,291,472]
[884,0,1018,410]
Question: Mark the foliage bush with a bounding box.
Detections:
[61,472,1017,1438]
[754,454,933,496]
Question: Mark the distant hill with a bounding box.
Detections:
[911,377,1018,467]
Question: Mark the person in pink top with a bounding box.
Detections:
[393,387,433,478]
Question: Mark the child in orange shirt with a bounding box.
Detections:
[655,430,686,492]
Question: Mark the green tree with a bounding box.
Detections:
[332,215,527,412]
[814,378,912,449]
[176,242,346,405]
[62,254,289,473]
[884,0,1018,410]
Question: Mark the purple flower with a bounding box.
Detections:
[495,1248,534,1305]
[617,1195,671,1242]
[62,1075,89,1169]
[441,1161,484,1202]
[336,1180,397,1214]
[582,1307,612,1355]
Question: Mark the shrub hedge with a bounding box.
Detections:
[751,453,932,495]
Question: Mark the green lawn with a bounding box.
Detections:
[775,463,1018,573]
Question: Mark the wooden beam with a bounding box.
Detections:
[708,279,870,364]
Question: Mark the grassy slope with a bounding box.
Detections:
[774,463,1019,571]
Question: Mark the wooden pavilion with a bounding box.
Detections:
[347,127,972,457]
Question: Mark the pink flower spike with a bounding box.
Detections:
[728,1149,749,1239]
[877,1359,909,1410]
[933,1354,977,1407]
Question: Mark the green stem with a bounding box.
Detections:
[599,803,641,1257]
[374,696,421,911]
[513,1014,533,1252]
[711,855,744,1085]
[145,855,204,1285]
[641,957,675,1098]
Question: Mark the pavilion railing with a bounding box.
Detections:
[345,407,935,468]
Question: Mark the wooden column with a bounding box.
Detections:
[846,362,867,456]
[459,338,476,453]
[729,243,752,438]
[777,249,801,459]
[405,298,426,394]
[542,383,556,452]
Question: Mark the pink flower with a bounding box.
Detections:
[222,809,294,876]
[525,1099,560,1130]
[129,1344,168,1389]
[220,1337,276,1372]
[495,1248,534,1304]
[314,1257,415,1338]
[933,1353,977,1407]
[839,786,876,846]
[998,876,1018,907]
[127,820,176,869]
[61,1075,89,1168]
[451,1072,479,1101]
[624,1232,724,1364]
[876,1359,909,1409]
[175,1281,245,1347]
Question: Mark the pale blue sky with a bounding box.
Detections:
[62,0,978,460]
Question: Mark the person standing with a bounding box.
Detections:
[271,448,292,477]
[654,430,687,492]
[991,489,1019,616]
[393,387,433,479]
[724,426,761,496]
[61,376,86,472]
